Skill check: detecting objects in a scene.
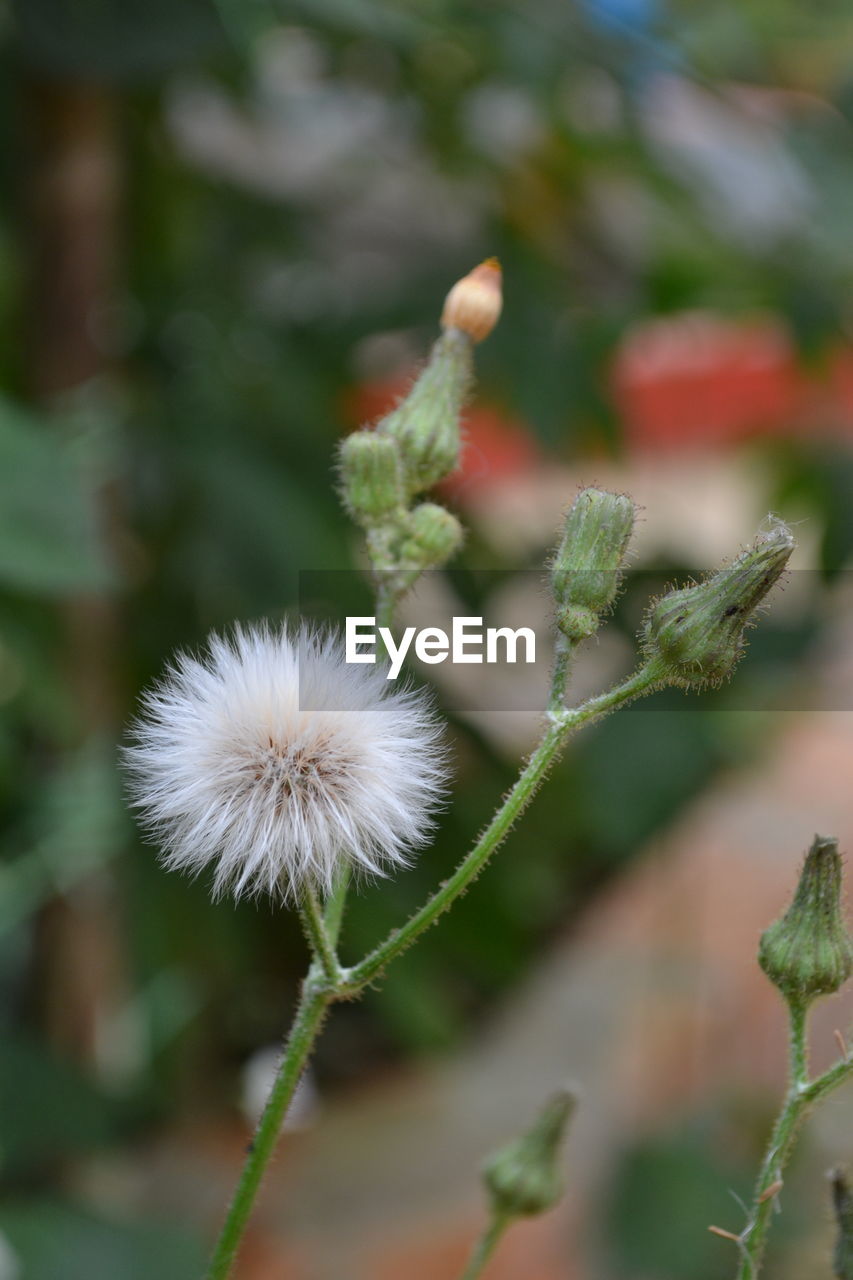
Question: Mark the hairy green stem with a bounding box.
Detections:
[373,572,400,643]
[788,1000,809,1090]
[299,883,340,984]
[205,661,663,1275]
[346,662,662,991]
[323,863,351,949]
[206,973,332,1280]
[459,1212,512,1280]
[547,632,574,718]
[736,1007,853,1278]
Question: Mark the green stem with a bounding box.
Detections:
[346,663,662,991]
[323,863,351,950]
[788,1000,809,1090]
[459,1212,512,1280]
[374,573,399,643]
[547,632,574,718]
[206,973,331,1279]
[802,1049,853,1106]
[736,1003,845,1279]
[299,883,340,984]
[204,663,663,1274]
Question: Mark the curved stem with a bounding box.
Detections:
[206,973,331,1279]
[299,884,340,984]
[347,663,662,991]
[735,1005,848,1279]
[204,664,663,1272]
[459,1212,512,1280]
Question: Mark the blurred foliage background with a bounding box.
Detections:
[2,0,853,1275]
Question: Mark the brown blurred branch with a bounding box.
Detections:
[23,75,127,1071]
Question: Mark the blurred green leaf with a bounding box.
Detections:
[0,396,110,595]
[602,1124,753,1280]
[0,1199,204,1280]
[0,1038,118,1171]
[0,738,126,936]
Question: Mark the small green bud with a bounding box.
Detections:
[551,488,636,641]
[483,1088,575,1220]
[831,1167,853,1279]
[759,835,853,1007]
[377,329,472,495]
[642,518,794,687]
[399,502,463,569]
[338,431,405,526]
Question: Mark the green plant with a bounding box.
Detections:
[125,263,798,1278]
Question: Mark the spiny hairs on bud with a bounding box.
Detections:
[642,516,794,688]
[124,625,449,903]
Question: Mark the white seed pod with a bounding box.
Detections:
[125,624,449,902]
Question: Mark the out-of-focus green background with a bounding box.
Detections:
[3,2,853,1277]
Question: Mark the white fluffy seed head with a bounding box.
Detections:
[124,624,449,903]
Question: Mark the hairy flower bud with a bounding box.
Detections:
[759,835,853,1007]
[483,1089,575,1220]
[400,502,463,569]
[338,431,405,526]
[441,258,503,343]
[377,329,472,496]
[551,488,635,641]
[642,518,794,687]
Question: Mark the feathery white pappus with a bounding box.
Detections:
[124,624,448,903]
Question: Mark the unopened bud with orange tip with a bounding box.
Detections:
[441,258,503,343]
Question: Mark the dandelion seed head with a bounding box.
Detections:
[125,624,448,902]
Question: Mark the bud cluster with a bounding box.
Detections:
[338,261,502,582]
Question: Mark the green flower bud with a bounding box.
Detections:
[399,502,463,569]
[483,1089,575,1220]
[759,835,853,1007]
[642,518,794,687]
[551,488,636,641]
[831,1168,853,1279]
[377,329,472,496]
[338,431,406,527]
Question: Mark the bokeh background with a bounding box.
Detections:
[3,1,853,1276]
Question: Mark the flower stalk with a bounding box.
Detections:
[345,660,664,992]
[732,1022,853,1279]
[206,973,332,1280]
[709,836,853,1277]
[124,259,804,1279]
[204,657,663,1277]
[458,1211,512,1280]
